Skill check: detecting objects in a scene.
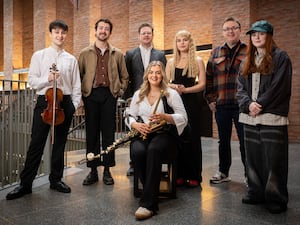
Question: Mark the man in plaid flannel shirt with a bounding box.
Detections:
[205,17,247,184]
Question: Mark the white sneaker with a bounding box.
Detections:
[135,207,153,220]
[210,171,231,184]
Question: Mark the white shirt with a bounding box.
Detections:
[28,46,82,109]
[139,45,152,70]
[126,88,188,135]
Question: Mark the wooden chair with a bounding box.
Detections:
[133,160,177,199]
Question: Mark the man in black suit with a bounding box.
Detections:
[123,23,166,175]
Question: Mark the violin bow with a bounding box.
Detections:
[50,63,57,144]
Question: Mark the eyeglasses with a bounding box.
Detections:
[140,32,152,36]
[223,26,240,32]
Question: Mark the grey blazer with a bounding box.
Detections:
[123,47,166,99]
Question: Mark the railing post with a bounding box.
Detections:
[42,134,51,175]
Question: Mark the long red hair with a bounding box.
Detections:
[241,33,277,76]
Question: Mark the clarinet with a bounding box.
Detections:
[78,90,166,164]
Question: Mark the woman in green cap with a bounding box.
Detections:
[237,20,292,214]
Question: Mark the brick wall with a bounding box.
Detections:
[164,0,212,50]
[3,0,13,78]
[33,0,51,51]
[0,0,3,71]
[56,0,74,53]
[12,0,23,69]
[73,0,93,57]
[254,0,300,142]
[1,0,299,142]
[22,0,33,67]
[127,0,153,49]
[101,0,129,54]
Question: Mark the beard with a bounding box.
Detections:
[96,33,109,42]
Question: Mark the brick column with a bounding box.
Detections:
[33,0,56,51]
[12,0,23,71]
[152,0,164,50]
[128,0,153,49]
[3,0,13,79]
[72,0,102,57]
[0,0,3,72]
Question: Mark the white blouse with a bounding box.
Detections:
[126,87,188,135]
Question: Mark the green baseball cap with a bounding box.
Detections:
[246,20,273,35]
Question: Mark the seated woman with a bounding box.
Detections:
[125,60,188,220]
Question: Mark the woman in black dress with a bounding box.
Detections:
[166,30,206,187]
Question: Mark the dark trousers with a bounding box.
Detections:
[215,105,246,176]
[177,132,202,182]
[178,93,203,182]
[244,124,288,206]
[20,95,75,188]
[82,87,117,168]
[131,132,177,212]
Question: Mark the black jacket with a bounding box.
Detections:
[237,47,292,117]
[123,47,166,99]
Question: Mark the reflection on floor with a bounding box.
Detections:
[0,138,299,225]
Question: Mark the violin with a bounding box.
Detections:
[41,63,65,143]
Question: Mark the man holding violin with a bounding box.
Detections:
[6,20,81,200]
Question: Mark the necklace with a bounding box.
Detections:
[148,94,157,99]
[147,93,159,106]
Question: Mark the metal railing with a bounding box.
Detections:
[0,80,129,189]
[0,80,36,189]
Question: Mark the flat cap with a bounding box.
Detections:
[246,20,273,35]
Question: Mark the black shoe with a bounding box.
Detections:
[50,181,71,193]
[242,195,263,205]
[82,172,99,185]
[103,170,114,185]
[266,203,287,214]
[126,166,134,176]
[6,185,32,200]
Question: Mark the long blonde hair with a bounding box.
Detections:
[137,61,169,103]
[169,30,199,80]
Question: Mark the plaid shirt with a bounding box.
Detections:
[205,41,247,105]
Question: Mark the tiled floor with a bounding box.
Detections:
[0,138,299,225]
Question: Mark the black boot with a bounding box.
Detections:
[103,167,114,185]
[82,168,98,185]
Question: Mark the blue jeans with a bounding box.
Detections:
[215,105,246,176]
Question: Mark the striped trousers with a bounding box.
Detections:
[244,124,289,206]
